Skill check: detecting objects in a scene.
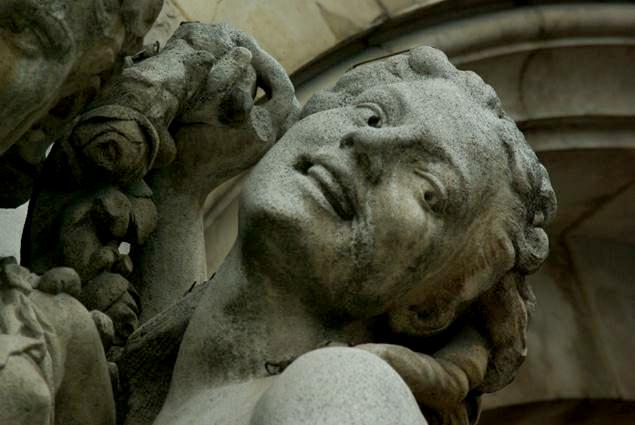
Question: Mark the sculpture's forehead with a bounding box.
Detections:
[357,79,502,154]
[358,78,484,117]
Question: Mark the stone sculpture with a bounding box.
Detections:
[0,257,115,425]
[0,1,162,424]
[1,8,556,424]
[152,46,556,425]
[0,0,163,207]
[23,22,299,343]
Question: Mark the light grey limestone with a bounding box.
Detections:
[1,7,560,424]
[250,347,428,425]
[193,7,635,420]
[152,45,555,425]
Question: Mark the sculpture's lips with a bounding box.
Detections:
[300,160,355,220]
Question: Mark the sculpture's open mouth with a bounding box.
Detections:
[295,156,355,220]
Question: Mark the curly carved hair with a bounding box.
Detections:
[300,46,557,393]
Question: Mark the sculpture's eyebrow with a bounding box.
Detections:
[354,85,407,124]
[407,126,469,203]
[412,130,457,166]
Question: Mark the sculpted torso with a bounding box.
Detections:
[0,10,556,425]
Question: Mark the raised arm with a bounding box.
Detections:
[23,22,298,337]
[131,23,299,319]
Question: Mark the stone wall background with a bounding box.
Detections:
[1,1,633,422]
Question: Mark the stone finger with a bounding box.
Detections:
[238,36,298,133]
[219,84,255,125]
[91,309,115,350]
[78,272,129,312]
[93,189,132,239]
[112,254,134,276]
[105,299,140,343]
[206,46,253,97]
[89,246,119,276]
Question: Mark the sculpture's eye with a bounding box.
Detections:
[423,190,439,207]
[356,103,385,128]
[414,169,447,214]
[421,188,444,214]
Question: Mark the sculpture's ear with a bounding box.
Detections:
[120,0,164,53]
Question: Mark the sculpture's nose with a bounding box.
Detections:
[339,130,384,184]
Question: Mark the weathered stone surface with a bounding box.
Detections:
[0,2,163,424]
[116,282,208,425]
[187,7,634,420]
[0,258,115,425]
[23,22,299,331]
[0,3,572,423]
[152,45,555,425]
[144,0,187,47]
[0,0,163,208]
[251,347,427,425]
[23,179,155,345]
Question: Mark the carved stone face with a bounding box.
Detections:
[240,77,511,320]
[0,0,125,154]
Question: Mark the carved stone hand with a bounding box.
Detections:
[152,23,299,201]
[356,333,487,425]
[59,187,157,344]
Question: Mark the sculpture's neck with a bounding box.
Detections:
[169,243,371,401]
[216,245,363,366]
